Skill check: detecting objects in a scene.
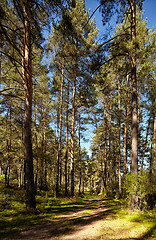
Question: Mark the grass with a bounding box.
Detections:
[0,184,155,240]
[97,199,156,240]
[49,198,156,240]
[0,184,89,239]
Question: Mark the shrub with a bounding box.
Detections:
[123,171,156,211]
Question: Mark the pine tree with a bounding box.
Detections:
[0,0,67,208]
[48,0,98,196]
[94,4,155,207]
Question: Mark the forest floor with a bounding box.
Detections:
[3,197,156,240]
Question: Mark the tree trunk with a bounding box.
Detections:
[23,3,36,208]
[19,111,24,188]
[153,100,156,172]
[0,162,2,176]
[112,136,116,183]
[118,82,121,196]
[5,103,11,187]
[19,165,23,188]
[56,94,60,197]
[123,75,129,176]
[59,67,64,188]
[40,133,44,190]
[5,139,10,187]
[99,145,105,194]
[71,64,76,197]
[130,0,138,210]
[21,105,26,190]
[0,53,2,176]
[78,107,82,195]
[108,95,112,183]
[150,136,153,176]
[0,52,1,89]
[34,90,39,193]
[104,110,107,193]
[65,79,69,196]
[43,122,47,190]
[104,141,107,193]
[82,180,85,194]
[131,0,138,175]
[34,134,39,193]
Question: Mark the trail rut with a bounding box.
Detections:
[9,198,111,240]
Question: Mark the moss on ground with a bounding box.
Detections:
[0,185,155,240]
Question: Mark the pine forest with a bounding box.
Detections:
[0,0,156,239]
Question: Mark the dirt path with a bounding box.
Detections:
[5,198,156,240]
[10,198,113,240]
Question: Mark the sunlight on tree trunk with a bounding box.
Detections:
[130,0,138,210]
[23,3,36,209]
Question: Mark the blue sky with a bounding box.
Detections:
[85,0,156,37]
[82,0,156,156]
[143,0,156,29]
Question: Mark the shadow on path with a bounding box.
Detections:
[9,199,116,240]
[8,199,156,240]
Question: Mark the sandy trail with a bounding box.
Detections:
[9,198,111,240]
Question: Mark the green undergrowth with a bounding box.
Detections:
[0,185,155,240]
[0,185,90,239]
[98,198,156,240]
[49,197,156,240]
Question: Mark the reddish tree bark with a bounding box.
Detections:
[23,2,36,208]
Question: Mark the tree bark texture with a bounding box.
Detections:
[131,0,138,175]
[5,103,11,187]
[65,79,69,196]
[118,82,121,195]
[71,65,76,197]
[59,67,64,187]
[43,122,47,190]
[23,3,36,208]
[153,100,156,172]
[56,94,60,197]
[34,100,39,193]
[0,53,2,176]
[104,110,107,190]
[130,0,138,210]
[78,107,82,195]
[124,75,129,176]
[108,95,112,183]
